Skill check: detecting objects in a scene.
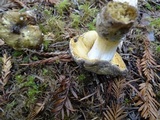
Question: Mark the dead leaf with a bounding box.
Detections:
[1,53,12,87]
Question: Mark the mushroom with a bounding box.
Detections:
[69,1,138,76]
[0,10,43,50]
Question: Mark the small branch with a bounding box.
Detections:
[79,91,97,101]
[10,0,28,9]
[20,54,72,66]
[24,49,70,57]
[126,82,144,101]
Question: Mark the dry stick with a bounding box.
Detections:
[20,54,72,66]
[79,90,97,101]
[79,107,87,120]
[23,48,70,57]
[10,0,28,8]
[125,81,145,101]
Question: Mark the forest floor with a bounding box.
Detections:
[0,0,160,120]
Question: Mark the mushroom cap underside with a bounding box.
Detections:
[69,31,127,76]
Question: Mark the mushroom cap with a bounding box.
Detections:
[96,1,138,41]
[0,10,43,50]
[69,31,127,76]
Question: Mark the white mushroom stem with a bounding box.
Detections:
[87,0,138,61]
[88,36,120,61]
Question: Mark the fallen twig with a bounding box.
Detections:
[79,90,97,101]
[10,0,28,8]
[24,49,70,57]
[20,54,72,66]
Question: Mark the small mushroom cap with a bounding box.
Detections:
[0,10,43,50]
[69,31,127,76]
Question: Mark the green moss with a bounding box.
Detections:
[78,74,86,81]
[70,13,81,28]
[156,45,160,53]
[145,3,152,10]
[0,57,2,63]
[12,50,24,57]
[24,76,41,106]
[31,55,39,61]
[42,68,49,75]
[40,15,65,41]
[6,100,17,110]
[87,18,96,30]
[43,38,52,50]
[55,0,70,15]
[79,3,98,22]
[15,75,41,106]
[15,75,25,84]
[150,18,160,28]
